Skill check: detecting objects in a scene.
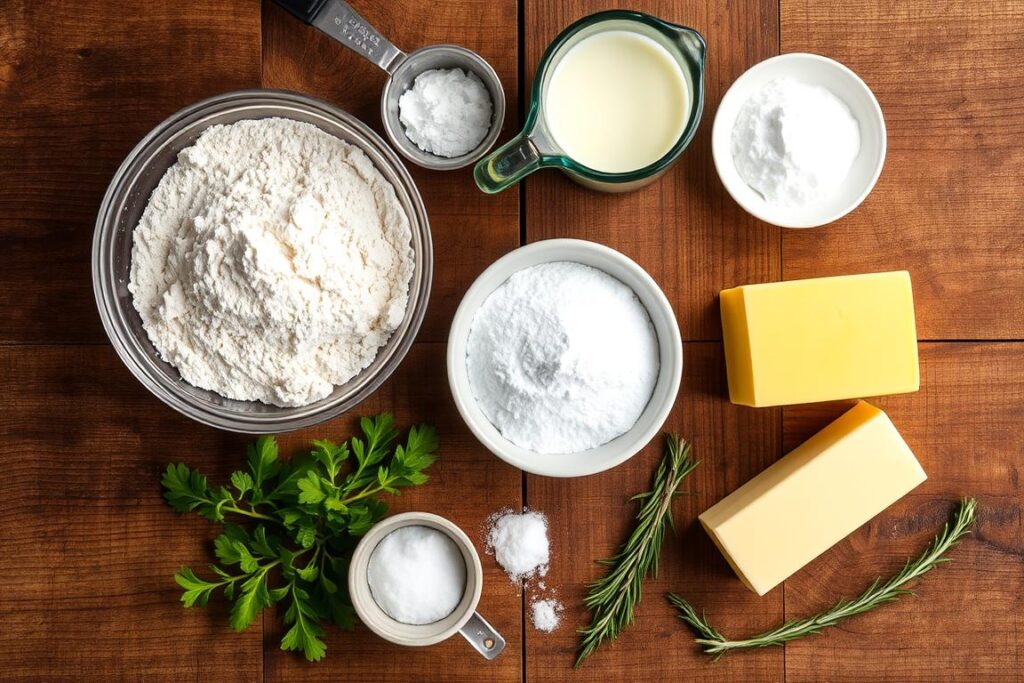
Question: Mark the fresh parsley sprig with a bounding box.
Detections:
[162,415,439,661]
[574,435,699,667]
[668,497,977,657]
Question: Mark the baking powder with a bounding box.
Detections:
[731,77,861,206]
[466,262,659,454]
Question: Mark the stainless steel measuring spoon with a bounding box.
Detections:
[274,0,506,170]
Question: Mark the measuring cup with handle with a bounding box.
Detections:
[273,0,506,170]
[474,10,705,193]
[349,512,505,659]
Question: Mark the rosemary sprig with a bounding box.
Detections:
[574,435,699,667]
[668,497,977,658]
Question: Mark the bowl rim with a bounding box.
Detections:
[91,89,432,433]
[711,52,887,229]
[380,44,507,171]
[446,238,683,478]
[348,512,484,647]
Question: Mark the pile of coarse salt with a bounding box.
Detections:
[530,599,563,633]
[398,68,492,158]
[486,509,564,633]
[486,510,550,580]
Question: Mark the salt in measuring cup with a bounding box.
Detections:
[348,512,505,659]
[475,10,705,193]
[274,0,506,170]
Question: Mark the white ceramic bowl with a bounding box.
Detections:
[712,53,886,229]
[447,239,683,478]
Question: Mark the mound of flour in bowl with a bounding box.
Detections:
[129,118,414,407]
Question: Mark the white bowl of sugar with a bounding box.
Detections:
[447,239,683,478]
[712,53,886,229]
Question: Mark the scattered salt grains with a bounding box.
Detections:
[486,510,550,581]
[530,599,563,633]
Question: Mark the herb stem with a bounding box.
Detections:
[669,497,977,657]
[222,505,278,523]
[574,436,699,667]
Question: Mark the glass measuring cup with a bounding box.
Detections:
[474,10,705,193]
[274,0,506,170]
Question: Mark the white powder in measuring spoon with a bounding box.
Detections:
[731,77,861,206]
[486,510,550,581]
[466,262,659,454]
[129,118,413,407]
[367,526,466,625]
[398,68,492,158]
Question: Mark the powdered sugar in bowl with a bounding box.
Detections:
[447,239,683,477]
[92,90,432,433]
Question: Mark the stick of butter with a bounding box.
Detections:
[699,401,927,596]
[721,271,919,407]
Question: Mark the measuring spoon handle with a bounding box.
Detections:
[273,0,406,73]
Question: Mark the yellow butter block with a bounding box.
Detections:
[699,401,927,596]
[721,271,919,407]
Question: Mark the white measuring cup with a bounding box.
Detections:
[348,512,505,659]
[274,0,506,170]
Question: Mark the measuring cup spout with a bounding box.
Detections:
[669,25,707,69]
[274,0,407,73]
[474,132,547,194]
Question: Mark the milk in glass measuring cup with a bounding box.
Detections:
[475,10,705,193]
[274,0,506,170]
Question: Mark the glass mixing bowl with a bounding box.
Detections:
[92,90,433,433]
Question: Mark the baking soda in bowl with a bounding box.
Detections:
[367,526,467,625]
[465,261,659,454]
[731,77,861,207]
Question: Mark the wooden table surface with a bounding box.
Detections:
[2,0,1022,681]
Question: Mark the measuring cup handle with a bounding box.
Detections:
[273,0,406,73]
[474,132,545,194]
[459,611,505,660]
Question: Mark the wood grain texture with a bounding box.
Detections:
[1,0,1023,681]
[0,0,262,344]
[0,343,522,682]
[523,0,781,341]
[780,0,1024,339]
[261,0,521,342]
[780,343,1024,681]
[525,343,785,681]
[0,346,260,681]
[263,344,523,683]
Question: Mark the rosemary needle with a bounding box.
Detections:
[668,497,977,658]
[574,435,699,667]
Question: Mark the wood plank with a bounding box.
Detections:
[781,343,1024,681]
[261,0,521,343]
[0,342,523,682]
[525,343,785,680]
[780,0,1024,339]
[523,0,782,341]
[0,0,262,344]
[0,346,261,681]
[263,343,522,683]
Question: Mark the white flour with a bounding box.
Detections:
[466,262,659,454]
[129,118,413,407]
[731,78,861,207]
[398,68,492,158]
